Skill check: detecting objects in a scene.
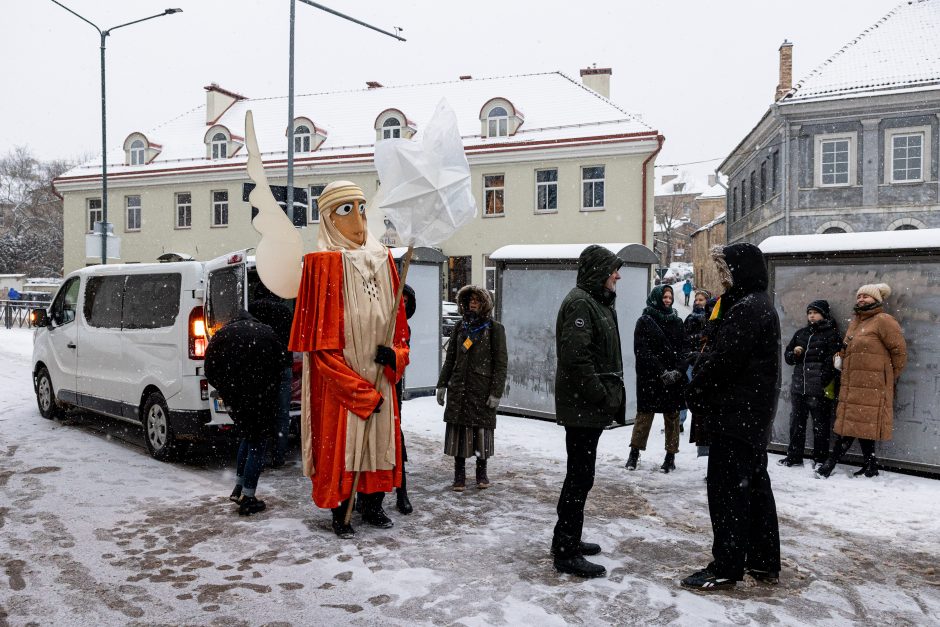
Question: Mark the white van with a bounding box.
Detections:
[29,250,293,460]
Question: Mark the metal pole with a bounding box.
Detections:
[100,31,108,264]
[287,0,296,225]
[298,0,406,41]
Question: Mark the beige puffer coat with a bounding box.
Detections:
[834,306,907,441]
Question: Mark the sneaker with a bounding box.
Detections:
[551,541,601,557]
[777,457,803,467]
[680,568,736,591]
[229,485,243,503]
[553,555,606,578]
[625,448,640,471]
[238,496,266,516]
[361,508,394,529]
[744,569,779,585]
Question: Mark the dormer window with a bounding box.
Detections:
[288,117,326,154]
[374,109,416,142]
[123,132,161,166]
[487,107,508,137]
[479,98,524,138]
[382,117,402,139]
[130,140,145,165]
[294,125,311,152]
[211,133,227,159]
[204,125,242,160]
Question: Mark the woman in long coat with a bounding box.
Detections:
[436,285,508,491]
[817,283,906,478]
[626,284,688,473]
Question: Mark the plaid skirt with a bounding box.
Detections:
[443,424,495,459]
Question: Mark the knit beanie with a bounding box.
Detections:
[856,283,891,303]
[806,299,831,318]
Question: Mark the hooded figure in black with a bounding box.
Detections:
[394,283,416,515]
[779,300,841,467]
[681,243,781,591]
[551,245,625,579]
[204,309,287,516]
[626,284,688,473]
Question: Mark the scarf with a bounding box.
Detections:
[643,285,678,325]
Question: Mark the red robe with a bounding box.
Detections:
[288,250,409,509]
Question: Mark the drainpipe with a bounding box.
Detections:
[641,134,665,246]
[783,122,790,235]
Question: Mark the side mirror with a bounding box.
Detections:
[30,308,50,328]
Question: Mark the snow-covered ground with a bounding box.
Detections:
[1,326,939,626]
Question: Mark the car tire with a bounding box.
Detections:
[35,366,62,420]
[142,391,176,461]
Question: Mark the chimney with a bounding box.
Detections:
[775,40,793,101]
[366,81,383,89]
[204,83,246,125]
[661,174,678,186]
[580,66,612,99]
[707,174,717,187]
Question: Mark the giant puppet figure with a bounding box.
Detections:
[287,181,409,538]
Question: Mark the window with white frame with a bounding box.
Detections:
[130,139,146,165]
[211,133,228,159]
[125,195,141,231]
[484,174,505,216]
[175,192,192,229]
[814,133,855,187]
[87,198,102,233]
[382,117,402,139]
[581,165,605,210]
[484,254,496,293]
[309,184,325,223]
[487,106,508,138]
[294,125,312,153]
[536,169,557,212]
[886,126,931,184]
[212,190,229,226]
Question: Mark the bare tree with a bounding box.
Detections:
[654,193,691,267]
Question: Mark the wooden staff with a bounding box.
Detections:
[345,244,414,524]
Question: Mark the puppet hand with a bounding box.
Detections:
[374,345,396,367]
[833,355,843,371]
[486,395,500,409]
[661,370,683,386]
[794,346,804,356]
[436,388,446,406]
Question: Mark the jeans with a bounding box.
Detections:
[631,411,680,454]
[787,394,832,463]
[706,437,780,580]
[272,365,292,463]
[552,426,603,557]
[684,293,691,306]
[236,434,267,497]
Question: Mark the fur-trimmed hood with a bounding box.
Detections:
[711,243,768,296]
[456,284,493,319]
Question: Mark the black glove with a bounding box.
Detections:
[374,345,396,367]
[661,370,683,386]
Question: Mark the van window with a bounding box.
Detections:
[123,273,182,329]
[84,275,125,328]
[50,277,80,326]
[206,265,244,334]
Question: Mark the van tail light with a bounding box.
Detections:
[200,379,209,401]
[189,306,207,360]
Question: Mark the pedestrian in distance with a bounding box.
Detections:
[395,284,417,514]
[551,245,626,579]
[816,283,906,479]
[682,243,781,591]
[436,285,508,491]
[204,309,287,516]
[779,300,841,468]
[625,284,688,473]
[682,278,693,307]
[679,289,711,436]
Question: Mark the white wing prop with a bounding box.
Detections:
[245,110,304,298]
[374,99,477,247]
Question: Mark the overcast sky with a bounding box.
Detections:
[1,0,898,170]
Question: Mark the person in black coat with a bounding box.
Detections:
[394,284,416,514]
[681,243,781,591]
[779,300,841,467]
[204,309,287,516]
[679,289,711,435]
[626,284,688,473]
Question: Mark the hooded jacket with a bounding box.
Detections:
[784,313,841,398]
[437,285,508,429]
[554,245,626,428]
[634,285,688,413]
[686,243,780,446]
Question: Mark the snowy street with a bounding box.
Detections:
[1,326,939,626]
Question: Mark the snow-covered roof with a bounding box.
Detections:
[759,228,940,254]
[787,0,940,102]
[654,161,726,197]
[698,182,727,199]
[490,243,658,265]
[691,213,726,236]
[58,72,657,181]
[653,217,691,233]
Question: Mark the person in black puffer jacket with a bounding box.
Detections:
[779,300,841,467]
[679,289,711,436]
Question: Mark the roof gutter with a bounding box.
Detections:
[641,134,665,246]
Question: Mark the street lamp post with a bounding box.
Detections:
[49,1,182,264]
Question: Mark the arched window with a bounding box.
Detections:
[822,227,846,234]
[294,125,311,153]
[895,224,918,231]
[487,106,508,137]
[130,139,146,165]
[382,117,402,139]
[211,132,227,159]
[887,217,927,231]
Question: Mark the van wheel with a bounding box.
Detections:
[35,367,62,420]
[142,392,176,461]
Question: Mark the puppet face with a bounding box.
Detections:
[329,199,368,246]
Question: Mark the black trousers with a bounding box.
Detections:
[787,394,832,463]
[552,426,603,557]
[830,435,875,462]
[706,437,781,580]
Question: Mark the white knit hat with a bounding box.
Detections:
[856,283,892,303]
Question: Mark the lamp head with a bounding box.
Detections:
[164,8,182,14]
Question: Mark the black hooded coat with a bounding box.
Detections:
[634,285,688,413]
[554,245,626,428]
[686,243,781,447]
[204,310,287,439]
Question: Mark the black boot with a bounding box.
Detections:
[660,452,676,473]
[476,458,490,489]
[396,467,413,515]
[331,500,356,538]
[815,457,837,479]
[625,447,640,470]
[452,457,466,492]
[229,485,243,503]
[854,456,880,478]
[238,495,266,516]
[554,555,606,578]
[360,492,394,529]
